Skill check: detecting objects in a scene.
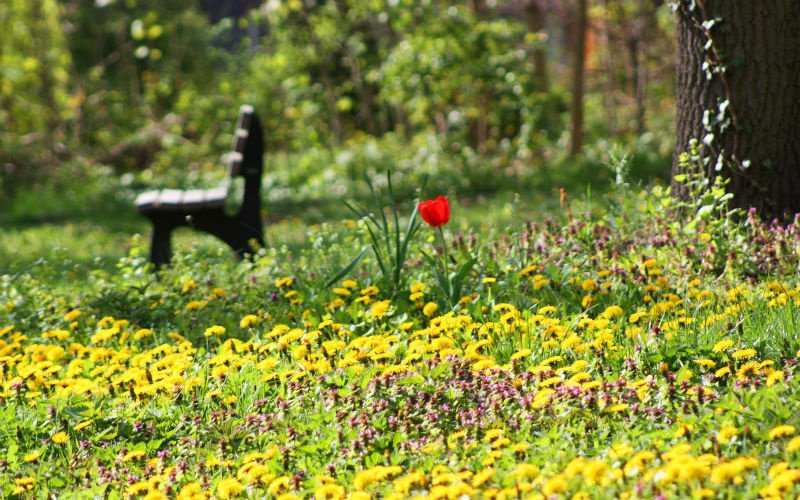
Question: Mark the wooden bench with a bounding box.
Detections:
[135,105,265,267]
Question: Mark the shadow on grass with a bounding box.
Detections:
[0,184,587,292]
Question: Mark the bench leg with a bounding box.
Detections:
[149,221,174,268]
[194,215,264,259]
[142,211,262,268]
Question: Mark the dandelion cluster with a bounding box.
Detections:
[2,193,800,497]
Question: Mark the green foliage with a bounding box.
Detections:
[0,0,72,190]
[0,0,677,212]
[339,172,424,295]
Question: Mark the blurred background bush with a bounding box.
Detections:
[0,0,677,219]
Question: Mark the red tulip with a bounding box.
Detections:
[418,196,450,227]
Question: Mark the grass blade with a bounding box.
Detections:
[324,248,368,288]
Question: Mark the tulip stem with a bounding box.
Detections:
[438,226,450,302]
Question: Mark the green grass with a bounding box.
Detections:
[6,177,800,498]
[0,188,574,284]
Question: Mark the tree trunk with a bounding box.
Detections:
[672,0,800,218]
[569,0,588,156]
[471,0,489,19]
[599,0,616,136]
[524,0,549,92]
[628,36,646,136]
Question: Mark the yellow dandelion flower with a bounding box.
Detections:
[472,469,494,487]
[52,432,69,444]
[423,302,439,317]
[123,450,146,461]
[268,476,291,496]
[370,300,391,319]
[126,482,150,496]
[628,311,647,324]
[133,328,153,340]
[731,348,757,360]
[712,339,734,352]
[539,305,556,314]
[714,366,731,378]
[601,305,624,319]
[315,483,345,499]
[24,450,41,462]
[204,325,226,337]
[275,277,294,288]
[694,358,716,368]
[333,288,351,297]
[542,475,568,496]
[90,327,119,344]
[717,425,738,444]
[360,285,379,296]
[185,300,207,311]
[177,482,204,499]
[736,361,760,380]
[342,279,358,289]
[240,315,259,328]
[674,422,694,437]
[43,329,70,340]
[398,322,414,332]
[769,425,796,440]
[641,258,657,269]
[491,437,511,448]
[532,276,550,289]
[768,462,789,479]
[582,460,608,486]
[493,303,517,313]
[216,477,244,499]
[63,310,81,322]
[182,280,197,293]
[540,376,562,388]
[14,476,35,489]
[606,403,629,414]
[581,279,598,291]
[710,456,758,484]
[608,443,633,460]
[786,436,800,452]
[692,488,715,499]
[512,463,539,479]
[482,277,496,284]
[511,442,530,453]
[510,349,532,361]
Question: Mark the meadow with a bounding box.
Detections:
[3,170,800,499]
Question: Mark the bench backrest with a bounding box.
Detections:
[228,105,264,181]
[226,105,263,220]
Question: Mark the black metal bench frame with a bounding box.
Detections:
[135,105,265,267]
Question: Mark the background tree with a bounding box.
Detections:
[672,0,800,218]
[569,0,588,156]
[0,0,72,190]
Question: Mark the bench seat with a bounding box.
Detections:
[135,186,229,213]
[134,105,264,267]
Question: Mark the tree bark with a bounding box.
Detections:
[524,0,549,92]
[599,0,616,136]
[569,0,588,156]
[672,0,800,218]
